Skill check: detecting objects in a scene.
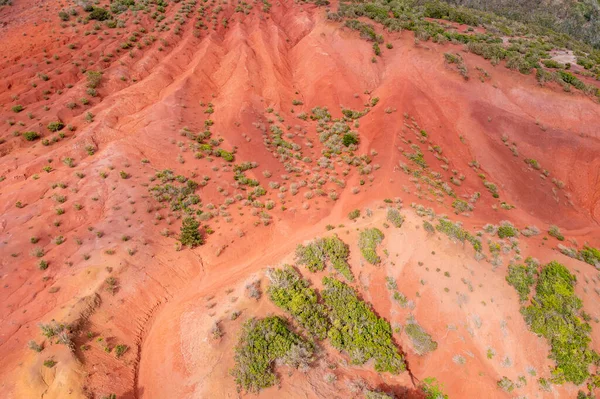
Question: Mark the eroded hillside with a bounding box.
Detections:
[0,0,599,398]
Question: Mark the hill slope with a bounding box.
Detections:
[0,0,599,398]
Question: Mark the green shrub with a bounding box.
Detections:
[524,158,540,169]
[149,170,200,212]
[452,199,470,213]
[12,105,23,113]
[179,217,203,247]
[421,377,448,399]
[579,246,600,267]
[548,225,564,241]
[557,71,586,91]
[497,376,514,392]
[423,220,435,234]
[497,222,518,238]
[358,228,384,264]
[86,70,103,88]
[47,121,64,132]
[542,59,563,69]
[217,149,234,162]
[506,257,538,303]
[296,235,353,281]
[521,261,598,384]
[342,133,359,147]
[386,208,404,228]
[23,131,40,141]
[321,277,405,373]
[436,218,481,252]
[231,316,314,393]
[267,266,330,339]
[89,7,110,21]
[405,317,438,355]
[364,390,393,399]
[348,209,360,220]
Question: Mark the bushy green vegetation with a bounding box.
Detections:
[506,257,538,303]
[520,261,598,385]
[86,71,103,88]
[441,0,600,49]
[149,169,200,213]
[348,209,360,220]
[436,218,481,252]
[386,208,404,228]
[358,228,385,264]
[421,377,448,399]
[231,316,314,393]
[267,266,330,339]
[179,217,203,247]
[295,236,353,280]
[47,121,64,132]
[497,222,518,238]
[88,6,111,21]
[452,199,470,213]
[497,376,515,392]
[23,131,40,141]
[579,246,600,267]
[548,225,565,241]
[330,0,600,98]
[404,317,438,355]
[321,277,405,373]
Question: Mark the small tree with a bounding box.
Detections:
[180,217,203,247]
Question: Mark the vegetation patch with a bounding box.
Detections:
[421,377,448,398]
[267,266,330,339]
[506,257,538,303]
[231,316,314,393]
[386,208,404,228]
[404,316,438,355]
[358,228,385,264]
[295,236,353,280]
[436,218,481,252]
[520,261,598,385]
[321,277,405,373]
[179,217,203,247]
[149,169,200,213]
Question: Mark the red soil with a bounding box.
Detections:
[1,0,599,398]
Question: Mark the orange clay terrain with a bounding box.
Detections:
[1,0,600,398]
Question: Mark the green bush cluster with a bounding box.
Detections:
[348,209,360,220]
[267,266,330,339]
[150,170,200,212]
[344,19,383,43]
[435,218,481,252]
[404,317,438,355]
[579,246,600,267]
[358,228,385,264]
[23,131,40,141]
[331,0,600,99]
[421,377,448,398]
[88,6,111,21]
[497,222,518,238]
[548,225,565,241]
[47,121,65,132]
[295,235,353,280]
[231,316,314,393]
[322,277,405,373]
[451,199,470,213]
[179,217,203,247]
[506,257,538,303]
[520,261,598,385]
[386,207,404,228]
[233,162,259,187]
